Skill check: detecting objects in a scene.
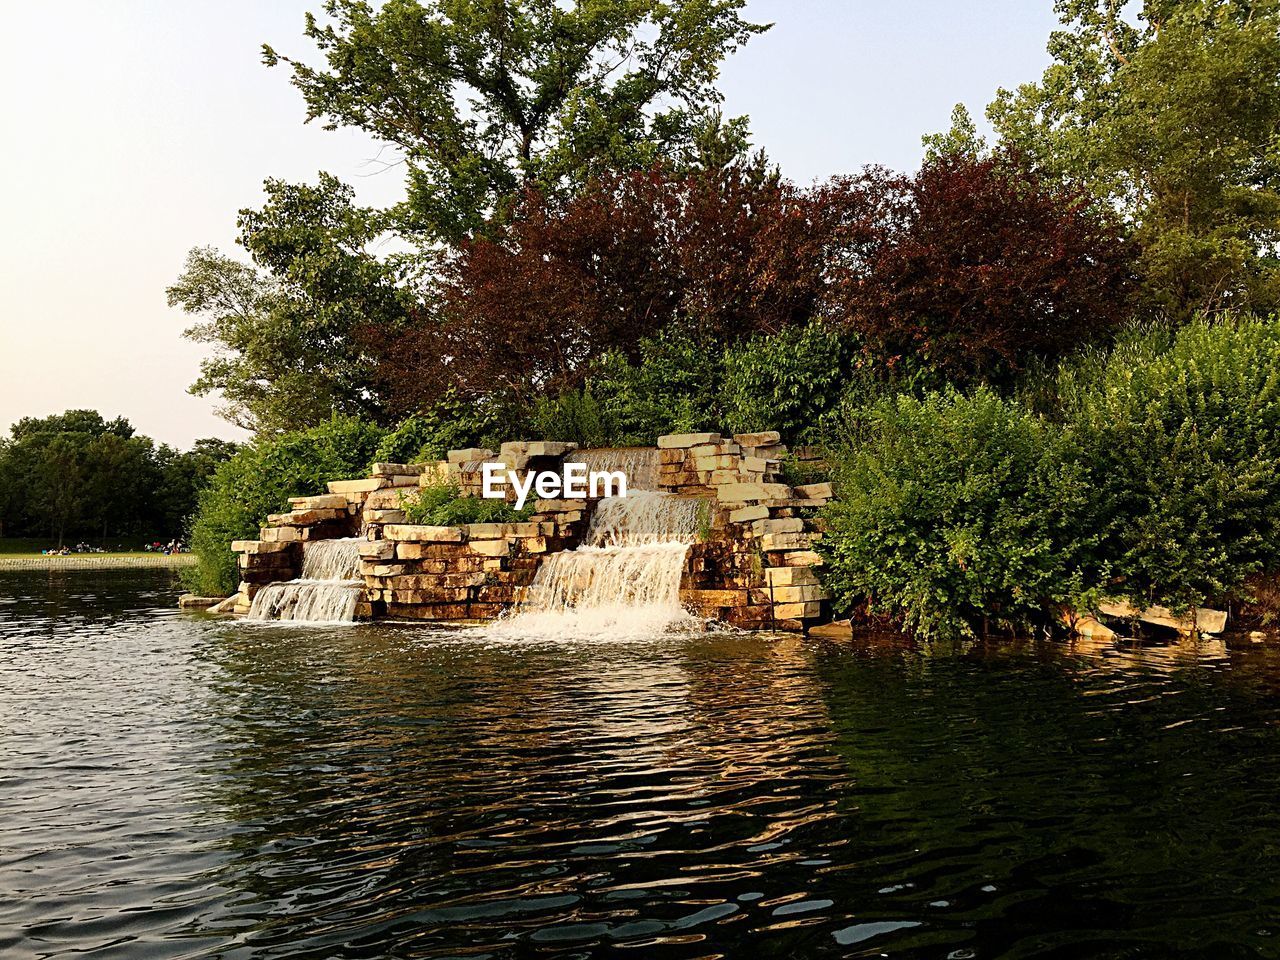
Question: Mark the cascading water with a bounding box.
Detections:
[248,538,365,623]
[493,491,706,639]
[564,447,660,491]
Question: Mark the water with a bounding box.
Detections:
[5,569,1280,958]
[248,539,364,623]
[565,448,661,491]
[497,492,705,639]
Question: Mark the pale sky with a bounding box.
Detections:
[0,1,1058,449]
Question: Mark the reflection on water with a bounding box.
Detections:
[3,570,1280,958]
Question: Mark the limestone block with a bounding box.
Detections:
[535,498,588,513]
[382,524,467,543]
[708,470,746,485]
[765,566,820,586]
[371,462,427,478]
[777,550,824,567]
[358,540,396,560]
[773,600,823,620]
[466,521,542,540]
[690,442,741,457]
[760,532,817,551]
[469,540,512,557]
[368,563,409,578]
[658,449,688,464]
[681,588,750,607]
[482,559,505,572]
[447,448,496,464]
[733,431,781,448]
[808,620,854,640]
[770,584,829,603]
[259,526,299,543]
[728,505,770,524]
[525,441,578,457]
[1096,600,1227,635]
[327,477,385,495]
[794,482,833,500]
[741,457,767,474]
[288,494,349,510]
[365,509,408,524]
[715,482,791,503]
[230,539,293,554]
[694,454,739,472]
[753,517,804,536]
[658,432,722,449]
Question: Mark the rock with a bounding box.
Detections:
[371,462,427,477]
[258,526,299,543]
[1249,630,1268,642]
[327,477,385,495]
[469,540,512,557]
[230,539,293,554]
[1096,600,1227,635]
[715,482,791,503]
[658,432,722,449]
[729,505,770,524]
[793,482,833,500]
[777,550,824,567]
[383,524,467,543]
[288,494,350,510]
[765,566,820,586]
[358,540,396,560]
[178,594,224,610]
[773,600,823,620]
[768,584,829,603]
[753,517,804,536]
[733,431,782,447]
[808,619,853,640]
[447,447,495,464]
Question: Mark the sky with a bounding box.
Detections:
[0,0,1060,449]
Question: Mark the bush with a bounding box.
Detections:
[721,322,851,443]
[186,417,385,596]
[1059,316,1280,610]
[373,393,517,465]
[402,482,533,526]
[817,389,1099,641]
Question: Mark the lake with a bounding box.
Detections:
[3,568,1280,958]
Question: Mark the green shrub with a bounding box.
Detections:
[186,417,385,596]
[373,392,519,465]
[402,481,533,526]
[817,389,1099,641]
[1059,315,1280,610]
[721,322,852,443]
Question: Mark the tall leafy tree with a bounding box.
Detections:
[170,177,416,433]
[263,0,768,243]
[987,0,1280,317]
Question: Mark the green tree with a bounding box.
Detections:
[187,418,384,595]
[987,0,1280,317]
[264,0,768,243]
[170,179,415,433]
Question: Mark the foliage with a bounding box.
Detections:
[721,322,853,443]
[264,0,767,244]
[823,151,1135,381]
[987,0,1280,318]
[402,482,533,526]
[819,315,1280,637]
[378,165,835,409]
[1057,315,1280,610]
[372,393,516,465]
[186,417,384,595]
[818,389,1100,641]
[170,176,414,433]
[0,411,235,546]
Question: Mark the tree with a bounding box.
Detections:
[264,0,768,244]
[170,177,416,433]
[373,164,835,410]
[987,0,1280,317]
[0,411,232,546]
[823,152,1136,381]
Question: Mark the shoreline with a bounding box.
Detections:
[0,554,197,571]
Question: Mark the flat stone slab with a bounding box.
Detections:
[658,432,722,449]
[1097,600,1227,635]
[179,594,226,609]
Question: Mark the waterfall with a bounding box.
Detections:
[248,538,365,623]
[493,491,706,639]
[564,447,660,491]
